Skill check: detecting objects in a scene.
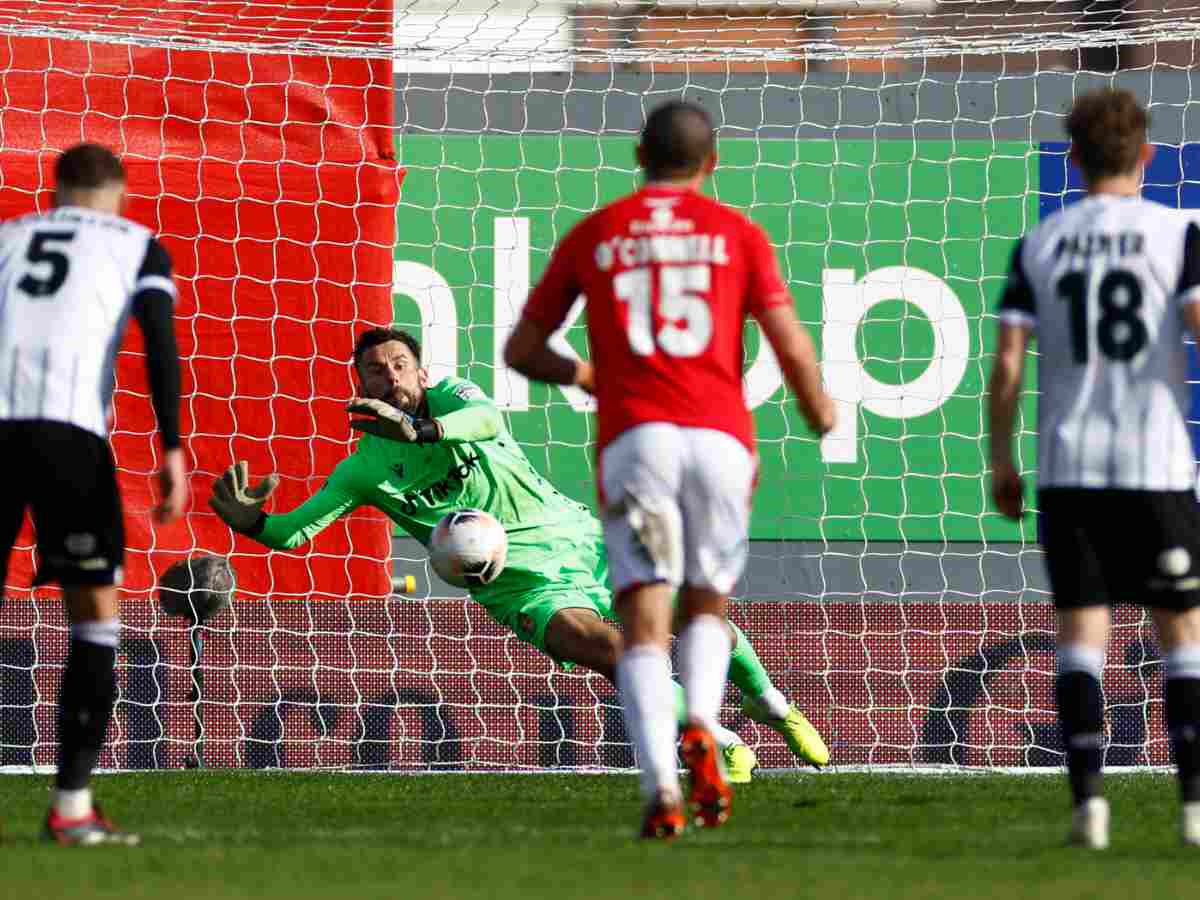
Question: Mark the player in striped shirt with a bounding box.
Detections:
[0,144,187,845]
[989,88,1200,848]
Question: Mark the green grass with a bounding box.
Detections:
[2,771,1196,899]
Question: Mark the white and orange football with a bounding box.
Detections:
[428,509,508,588]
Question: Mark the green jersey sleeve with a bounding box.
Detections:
[429,377,503,444]
[255,456,365,550]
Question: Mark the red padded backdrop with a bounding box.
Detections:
[0,3,401,602]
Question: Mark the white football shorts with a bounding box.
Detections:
[599,423,755,596]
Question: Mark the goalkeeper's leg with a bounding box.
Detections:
[725,618,831,768]
[543,608,748,754]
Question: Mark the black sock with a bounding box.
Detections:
[1166,677,1200,804]
[55,637,117,792]
[1056,671,1104,805]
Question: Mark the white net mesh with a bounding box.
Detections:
[0,0,1197,771]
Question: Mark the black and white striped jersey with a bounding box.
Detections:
[998,194,1200,491]
[0,206,180,446]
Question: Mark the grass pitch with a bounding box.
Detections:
[2,771,1195,899]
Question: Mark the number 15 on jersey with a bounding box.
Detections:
[613,264,714,359]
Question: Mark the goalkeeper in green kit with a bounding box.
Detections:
[209,327,829,778]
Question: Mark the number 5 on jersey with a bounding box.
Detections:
[18,230,76,299]
[614,264,713,358]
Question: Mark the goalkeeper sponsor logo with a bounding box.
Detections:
[396,452,482,516]
[450,381,485,402]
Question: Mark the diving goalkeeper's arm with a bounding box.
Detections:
[208,458,364,551]
[208,383,503,549]
[344,383,503,445]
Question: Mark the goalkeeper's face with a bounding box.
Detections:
[357,340,429,414]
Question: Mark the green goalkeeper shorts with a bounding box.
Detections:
[477,537,615,667]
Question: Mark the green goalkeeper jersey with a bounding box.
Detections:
[253,376,602,602]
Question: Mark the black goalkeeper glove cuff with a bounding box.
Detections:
[243,511,268,538]
[410,418,444,443]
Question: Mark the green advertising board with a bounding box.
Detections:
[393,135,1038,542]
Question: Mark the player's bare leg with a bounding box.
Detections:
[676,585,733,828]
[45,585,139,846]
[1056,605,1111,849]
[544,607,756,780]
[544,607,624,677]
[613,583,685,840]
[1151,606,1200,846]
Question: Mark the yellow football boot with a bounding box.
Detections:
[721,742,758,784]
[742,698,830,768]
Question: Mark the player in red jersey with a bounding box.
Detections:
[505,101,834,838]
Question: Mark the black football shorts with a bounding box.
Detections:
[1039,487,1200,611]
[0,419,124,588]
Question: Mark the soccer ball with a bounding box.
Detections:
[428,509,508,588]
[158,553,236,624]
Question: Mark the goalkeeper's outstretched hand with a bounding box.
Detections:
[346,398,442,443]
[209,460,279,534]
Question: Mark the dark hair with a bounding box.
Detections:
[56,143,126,191]
[640,101,716,181]
[1066,88,1149,181]
[353,327,421,370]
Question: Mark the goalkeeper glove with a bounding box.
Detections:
[209,461,279,535]
[346,398,442,443]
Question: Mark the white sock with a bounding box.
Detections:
[1183,801,1200,845]
[709,721,744,750]
[616,645,680,802]
[756,686,791,720]
[679,614,733,732]
[55,787,92,820]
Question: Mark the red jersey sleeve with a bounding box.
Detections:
[522,225,583,333]
[744,221,793,317]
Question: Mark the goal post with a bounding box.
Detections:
[0,4,402,768]
[2,0,1200,772]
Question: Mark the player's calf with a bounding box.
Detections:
[55,617,120,822]
[1055,644,1106,810]
[44,614,139,847]
[1164,645,1200,844]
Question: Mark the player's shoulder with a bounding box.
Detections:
[0,209,53,245]
[0,208,158,258]
[53,206,153,237]
[1028,195,1190,260]
[687,193,772,247]
[341,434,388,480]
[0,209,43,232]
[428,376,490,405]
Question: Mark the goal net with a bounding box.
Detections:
[2,0,1199,772]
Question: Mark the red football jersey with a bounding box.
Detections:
[522,183,792,453]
